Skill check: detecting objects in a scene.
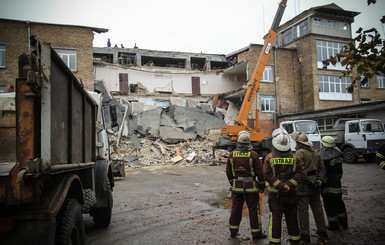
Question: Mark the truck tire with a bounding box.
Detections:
[343,148,357,163]
[82,189,96,213]
[92,178,113,228]
[56,198,85,245]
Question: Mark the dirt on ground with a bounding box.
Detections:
[84,160,385,245]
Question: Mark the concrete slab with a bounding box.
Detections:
[136,107,162,136]
[170,97,187,107]
[159,126,197,143]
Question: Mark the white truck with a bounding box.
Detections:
[280,120,322,151]
[320,118,385,163]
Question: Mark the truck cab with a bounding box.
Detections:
[343,119,385,162]
[280,120,321,151]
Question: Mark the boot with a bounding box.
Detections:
[252,233,267,240]
[230,231,238,238]
[339,217,348,230]
[327,222,340,231]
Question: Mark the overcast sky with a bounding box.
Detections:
[0,0,384,54]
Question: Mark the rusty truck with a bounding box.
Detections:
[0,36,114,244]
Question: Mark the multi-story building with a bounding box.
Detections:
[0,18,107,91]
[223,3,385,133]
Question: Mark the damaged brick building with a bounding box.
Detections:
[1,3,384,138]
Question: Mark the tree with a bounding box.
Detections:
[322,0,385,92]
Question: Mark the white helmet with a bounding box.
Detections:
[272,128,291,152]
[237,131,251,144]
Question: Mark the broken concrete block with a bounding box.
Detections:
[224,101,239,125]
[207,129,221,144]
[159,126,197,143]
[136,107,162,136]
[197,103,213,112]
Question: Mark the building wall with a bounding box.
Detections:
[94,65,243,95]
[0,19,95,90]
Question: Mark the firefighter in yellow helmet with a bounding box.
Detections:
[226,131,267,240]
[264,128,305,244]
[320,136,348,230]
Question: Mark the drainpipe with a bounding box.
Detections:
[26,21,31,50]
[274,47,279,128]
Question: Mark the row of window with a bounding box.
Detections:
[0,45,76,71]
[314,18,348,30]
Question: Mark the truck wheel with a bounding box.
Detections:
[56,199,85,245]
[82,189,96,213]
[343,148,357,163]
[92,178,113,228]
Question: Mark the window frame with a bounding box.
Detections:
[261,95,275,112]
[261,65,274,82]
[327,20,335,28]
[295,20,308,38]
[0,44,5,68]
[55,48,77,72]
[316,40,347,70]
[314,18,322,26]
[377,75,385,88]
[318,74,353,101]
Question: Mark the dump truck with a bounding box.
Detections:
[0,36,114,244]
[280,120,322,151]
[320,118,385,163]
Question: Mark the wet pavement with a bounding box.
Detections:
[84,160,385,245]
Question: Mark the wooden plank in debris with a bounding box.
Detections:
[171,155,183,164]
[175,147,180,156]
[159,145,169,156]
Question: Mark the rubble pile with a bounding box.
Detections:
[109,134,229,167]
[95,81,238,168]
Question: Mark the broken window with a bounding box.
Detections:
[191,57,206,70]
[210,61,228,70]
[93,53,113,63]
[142,56,186,68]
[118,52,136,66]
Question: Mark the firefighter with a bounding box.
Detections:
[226,131,267,240]
[264,128,305,245]
[376,142,385,170]
[319,136,348,230]
[293,132,328,241]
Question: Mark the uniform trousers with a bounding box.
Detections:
[268,193,301,244]
[229,192,262,236]
[298,194,327,236]
[322,193,347,228]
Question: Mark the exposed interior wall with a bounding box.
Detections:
[94,65,243,95]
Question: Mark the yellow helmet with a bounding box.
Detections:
[321,136,335,148]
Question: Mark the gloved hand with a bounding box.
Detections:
[259,184,265,193]
[315,180,322,188]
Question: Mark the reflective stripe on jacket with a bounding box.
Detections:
[226,150,264,193]
[263,153,305,195]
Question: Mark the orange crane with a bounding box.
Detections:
[221,0,288,144]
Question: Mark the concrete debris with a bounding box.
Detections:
[96,82,238,168]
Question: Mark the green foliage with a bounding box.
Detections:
[322,0,385,92]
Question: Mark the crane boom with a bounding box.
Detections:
[221,0,287,142]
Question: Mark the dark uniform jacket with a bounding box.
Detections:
[319,146,343,195]
[263,152,305,196]
[226,150,265,193]
[295,148,326,195]
[376,143,385,170]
